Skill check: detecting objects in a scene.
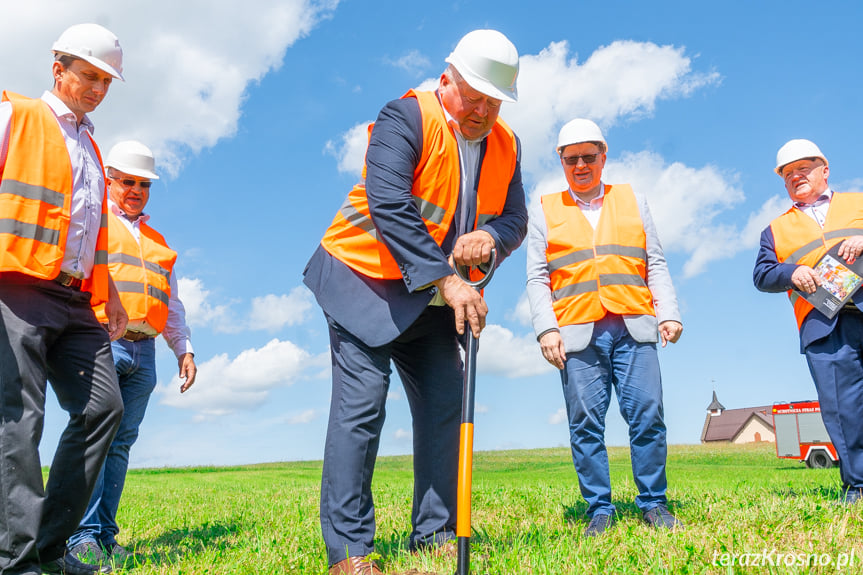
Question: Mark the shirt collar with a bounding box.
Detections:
[570,181,606,206]
[109,199,149,224]
[794,187,832,209]
[40,90,95,133]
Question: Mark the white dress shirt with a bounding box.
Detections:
[795,188,833,228]
[569,185,606,229]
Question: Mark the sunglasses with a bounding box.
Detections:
[561,154,600,166]
[115,178,152,189]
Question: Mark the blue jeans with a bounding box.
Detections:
[68,338,157,549]
[560,314,668,517]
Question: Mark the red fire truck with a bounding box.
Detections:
[772,400,838,468]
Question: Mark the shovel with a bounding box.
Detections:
[453,248,496,575]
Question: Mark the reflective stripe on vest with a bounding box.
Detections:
[93,211,177,332]
[334,194,449,243]
[542,185,655,328]
[0,91,109,304]
[770,192,863,328]
[320,89,517,279]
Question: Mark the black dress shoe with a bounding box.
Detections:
[41,553,112,575]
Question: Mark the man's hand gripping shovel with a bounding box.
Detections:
[454,248,496,575]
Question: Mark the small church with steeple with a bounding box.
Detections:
[700,391,775,444]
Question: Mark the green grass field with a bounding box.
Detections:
[91,443,862,574]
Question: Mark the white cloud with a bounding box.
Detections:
[741,195,788,246]
[531,172,571,200]
[394,428,412,441]
[604,151,749,276]
[325,121,373,176]
[179,278,316,333]
[507,291,534,328]
[0,0,339,175]
[156,338,327,417]
[477,324,554,378]
[385,49,431,75]
[285,409,318,425]
[177,277,231,329]
[248,287,314,331]
[549,407,567,425]
[415,77,439,93]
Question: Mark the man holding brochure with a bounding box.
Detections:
[754,138,863,504]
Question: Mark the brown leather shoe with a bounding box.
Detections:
[328,555,383,575]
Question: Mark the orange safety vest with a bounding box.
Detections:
[0,91,109,304]
[769,192,863,329]
[320,89,518,279]
[541,184,655,327]
[93,211,177,332]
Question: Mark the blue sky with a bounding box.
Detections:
[3,0,861,467]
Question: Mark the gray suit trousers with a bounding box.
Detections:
[0,274,123,574]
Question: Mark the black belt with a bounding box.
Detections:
[54,271,83,290]
[842,304,863,315]
[123,330,155,342]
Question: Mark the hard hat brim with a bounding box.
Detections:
[445,55,518,103]
[107,164,159,180]
[85,57,124,81]
[54,50,125,81]
[774,156,828,176]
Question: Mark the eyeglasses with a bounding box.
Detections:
[114,178,152,189]
[561,154,600,166]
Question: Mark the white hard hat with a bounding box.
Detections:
[445,29,519,103]
[52,23,124,81]
[105,141,159,180]
[774,139,827,175]
[557,119,608,154]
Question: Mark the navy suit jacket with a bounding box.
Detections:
[304,95,528,347]
[753,216,863,352]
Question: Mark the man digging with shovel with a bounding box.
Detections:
[303,28,527,575]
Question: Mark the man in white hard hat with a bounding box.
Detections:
[303,29,527,574]
[0,23,128,575]
[64,141,197,568]
[754,139,863,504]
[526,119,683,537]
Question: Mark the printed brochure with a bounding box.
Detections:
[799,243,863,318]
